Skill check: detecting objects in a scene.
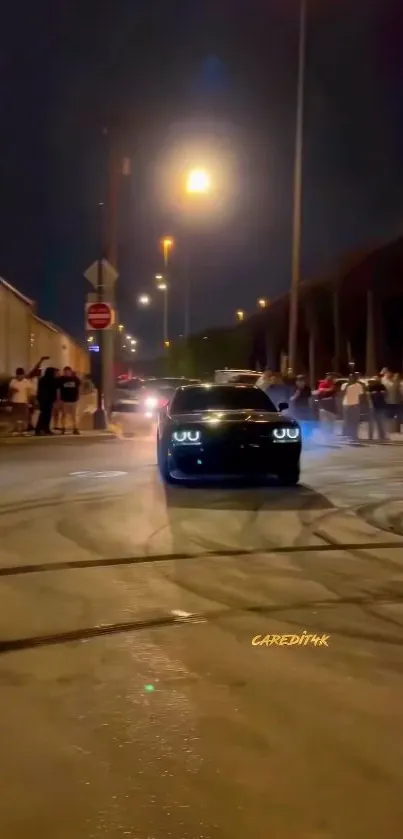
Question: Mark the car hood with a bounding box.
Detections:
[170,410,298,426]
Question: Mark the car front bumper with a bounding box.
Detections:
[167,441,301,480]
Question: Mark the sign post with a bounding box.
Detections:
[85,259,118,429]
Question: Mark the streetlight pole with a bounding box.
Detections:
[288,0,307,374]
[162,237,173,347]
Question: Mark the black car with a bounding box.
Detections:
[156,384,301,485]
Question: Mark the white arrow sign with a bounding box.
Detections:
[84,260,119,290]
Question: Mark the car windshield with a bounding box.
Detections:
[232,374,260,384]
[171,385,277,413]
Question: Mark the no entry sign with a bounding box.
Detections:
[86,302,113,330]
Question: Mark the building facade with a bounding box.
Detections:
[0,278,89,377]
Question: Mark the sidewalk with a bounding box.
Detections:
[0,430,118,446]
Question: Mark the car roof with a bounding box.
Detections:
[176,382,259,391]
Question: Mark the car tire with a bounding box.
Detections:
[278,467,300,487]
[157,438,175,484]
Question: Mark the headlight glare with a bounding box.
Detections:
[172,429,201,444]
[273,426,300,441]
[145,396,158,409]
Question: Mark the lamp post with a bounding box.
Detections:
[155,275,169,347]
[184,169,211,337]
[288,0,307,374]
[236,310,245,322]
[160,237,174,347]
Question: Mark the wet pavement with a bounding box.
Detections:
[1,434,403,837]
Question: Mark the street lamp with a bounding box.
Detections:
[138,294,151,306]
[236,310,245,322]
[258,298,268,309]
[186,168,210,194]
[288,0,307,373]
[161,237,174,268]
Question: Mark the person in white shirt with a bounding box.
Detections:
[341,373,364,442]
[8,367,35,432]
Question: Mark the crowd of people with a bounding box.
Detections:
[7,358,93,436]
[257,367,403,443]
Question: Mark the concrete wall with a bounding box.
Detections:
[0,280,32,374]
[0,278,89,377]
[30,318,90,374]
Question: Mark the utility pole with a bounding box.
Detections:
[103,142,121,414]
[88,131,122,428]
[92,196,107,429]
[288,0,307,373]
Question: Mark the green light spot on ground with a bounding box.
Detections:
[144,684,155,692]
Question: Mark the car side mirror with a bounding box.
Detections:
[278,401,288,412]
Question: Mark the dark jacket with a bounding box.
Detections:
[290,385,313,419]
[367,381,387,412]
[37,368,58,406]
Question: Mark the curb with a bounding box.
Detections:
[0,432,119,446]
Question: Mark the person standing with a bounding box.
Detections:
[35,367,59,435]
[392,373,403,433]
[289,375,315,441]
[59,366,81,435]
[51,369,63,431]
[381,368,399,432]
[341,373,364,442]
[8,368,35,433]
[314,374,337,434]
[366,376,387,441]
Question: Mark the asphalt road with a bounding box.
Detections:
[1,433,403,838]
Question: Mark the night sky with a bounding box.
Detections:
[1,0,403,356]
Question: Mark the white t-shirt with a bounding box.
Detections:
[342,381,364,407]
[9,378,34,404]
[381,377,395,404]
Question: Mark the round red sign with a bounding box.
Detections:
[87,302,112,330]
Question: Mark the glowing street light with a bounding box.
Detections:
[130,338,137,345]
[258,298,268,309]
[236,310,245,322]
[161,237,174,267]
[138,294,151,306]
[186,168,210,194]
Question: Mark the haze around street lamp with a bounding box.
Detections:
[138,294,151,306]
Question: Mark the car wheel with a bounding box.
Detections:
[278,467,300,487]
[157,438,175,484]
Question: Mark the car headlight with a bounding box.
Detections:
[144,396,158,409]
[172,430,201,444]
[273,427,300,441]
